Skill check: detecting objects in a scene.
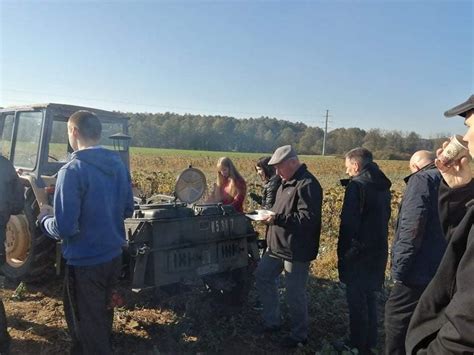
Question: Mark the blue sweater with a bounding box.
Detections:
[43,147,134,266]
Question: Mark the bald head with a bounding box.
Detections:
[409,150,435,173]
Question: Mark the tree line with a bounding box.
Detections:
[127,112,447,160]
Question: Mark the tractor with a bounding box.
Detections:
[0,103,259,303]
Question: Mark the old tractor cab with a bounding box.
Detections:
[0,103,130,281]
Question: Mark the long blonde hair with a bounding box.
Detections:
[216,157,245,197]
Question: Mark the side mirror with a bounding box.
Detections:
[109,133,131,153]
[109,133,131,170]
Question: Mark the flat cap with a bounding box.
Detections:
[444,95,474,118]
[268,145,297,165]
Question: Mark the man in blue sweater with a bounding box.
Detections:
[38,110,134,354]
[384,150,446,355]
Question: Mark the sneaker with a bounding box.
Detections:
[281,336,307,348]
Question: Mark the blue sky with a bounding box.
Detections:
[1,0,472,138]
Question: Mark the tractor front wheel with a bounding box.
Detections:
[1,188,56,282]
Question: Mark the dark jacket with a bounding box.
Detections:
[391,166,446,285]
[252,174,282,209]
[0,156,24,226]
[406,179,474,354]
[268,164,322,262]
[338,162,392,290]
[42,147,135,266]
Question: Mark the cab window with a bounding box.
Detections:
[48,119,71,162]
[13,111,43,169]
[0,113,14,158]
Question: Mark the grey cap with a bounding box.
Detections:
[268,145,297,165]
[444,95,474,118]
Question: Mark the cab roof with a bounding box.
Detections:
[0,103,129,120]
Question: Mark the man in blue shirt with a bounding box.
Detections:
[39,110,134,354]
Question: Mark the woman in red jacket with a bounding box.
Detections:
[208,157,247,213]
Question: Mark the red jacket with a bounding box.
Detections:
[219,177,246,213]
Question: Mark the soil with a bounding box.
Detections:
[1,274,386,354]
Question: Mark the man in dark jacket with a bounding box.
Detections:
[38,111,134,355]
[406,95,474,354]
[385,150,446,355]
[0,155,24,354]
[255,145,322,348]
[337,147,391,355]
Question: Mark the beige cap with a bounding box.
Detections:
[268,145,297,165]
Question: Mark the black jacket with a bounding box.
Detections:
[252,174,282,209]
[0,156,24,226]
[391,167,446,285]
[268,164,322,262]
[338,162,392,290]
[406,179,474,354]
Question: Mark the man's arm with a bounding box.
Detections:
[42,168,81,239]
[273,179,322,228]
[391,174,430,282]
[438,179,474,239]
[338,182,362,257]
[427,225,474,353]
[7,164,24,215]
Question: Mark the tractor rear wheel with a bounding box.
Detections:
[1,188,56,282]
[204,240,260,307]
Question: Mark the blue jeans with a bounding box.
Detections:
[255,252,310,341]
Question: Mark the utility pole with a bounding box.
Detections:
[322,109,329,156]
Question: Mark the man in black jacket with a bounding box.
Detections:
[385,150,446,355]
[255,145,322,348]
[406,95,474,354]
[337,147,391,355]
[0,155,24,354]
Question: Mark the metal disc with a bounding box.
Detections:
[174,167,207,203]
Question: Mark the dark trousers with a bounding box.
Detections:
[0,298,10,354]
[64,255,122,355]
[346,281,378,353]
[384,282,426,355]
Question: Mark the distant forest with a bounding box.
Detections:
[127,112,447,160]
